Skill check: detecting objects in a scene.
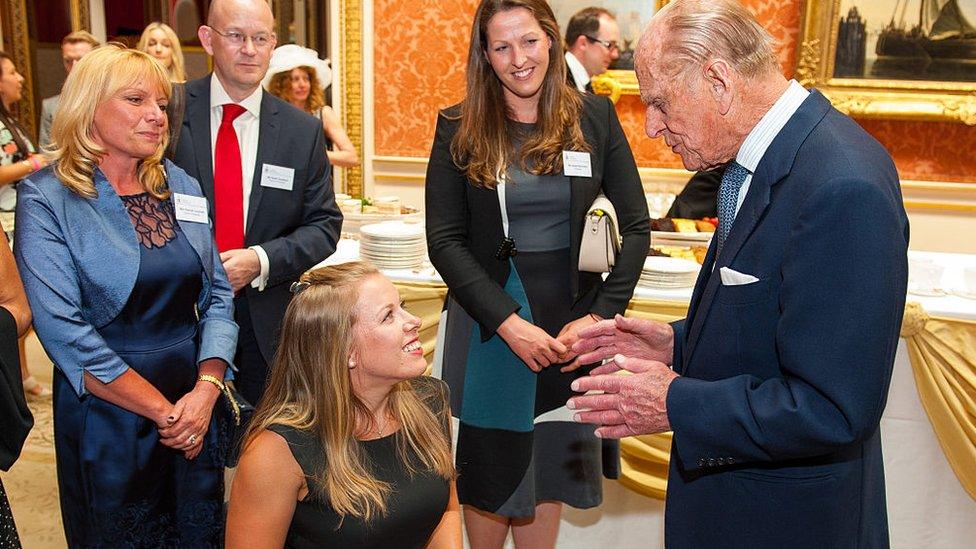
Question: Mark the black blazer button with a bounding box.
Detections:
[697,458,706,467]
[716,457,726,465]
[706,458,716,467]
[727,457,735,465]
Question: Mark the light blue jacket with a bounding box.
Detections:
[14,160,237,397]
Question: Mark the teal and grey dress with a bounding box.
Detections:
[435,124,611,517]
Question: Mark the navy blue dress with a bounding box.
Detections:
[53,193,224,547]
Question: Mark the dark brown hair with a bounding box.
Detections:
[0,51,33,163]
[450,0,590,189]
[565,7,613,48]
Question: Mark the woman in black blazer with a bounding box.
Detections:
[424,0,649,546]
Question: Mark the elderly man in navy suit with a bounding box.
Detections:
[568,1,908,547]
[173,0,342,406]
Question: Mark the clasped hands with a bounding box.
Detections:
[155,378,222,460]
[566,314,679,438]
[497,313,602,373]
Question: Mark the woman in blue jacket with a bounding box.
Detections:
[14,44,237,547]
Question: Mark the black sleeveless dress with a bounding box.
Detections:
[267,377,451,549]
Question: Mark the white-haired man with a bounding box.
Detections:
[569,1,908,546]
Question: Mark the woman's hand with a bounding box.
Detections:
[158,380,221,459]
[555,313,602,372]
[496,313,567,372]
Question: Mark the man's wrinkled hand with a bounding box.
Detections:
[572,314,674,367]
[219,248,260,292]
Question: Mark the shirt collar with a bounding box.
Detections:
[564,52,590,92]
[735,79,809,173]
[210,74,263,118]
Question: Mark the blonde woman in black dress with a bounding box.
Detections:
[227,262,461,549]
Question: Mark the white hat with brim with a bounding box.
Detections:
[262,44,333,91]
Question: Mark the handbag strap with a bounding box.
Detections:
[495,169,510,237]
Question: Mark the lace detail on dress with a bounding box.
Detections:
[120,193,178,249]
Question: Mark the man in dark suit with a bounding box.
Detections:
[569,1,908,547]
[173,0,342,406]
[564,7,620,93]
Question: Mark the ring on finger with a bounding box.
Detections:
[187,434,198,445]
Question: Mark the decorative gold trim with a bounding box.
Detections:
[901,181,976,194]
[69,0,90,31]
[797,0,976,125]
[374,172,426,182]
[591,70,636,104]
[903,201,976,213]
[5,0,36,139]
[340,0,364,197]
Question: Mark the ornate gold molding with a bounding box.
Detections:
[4,0,36,139]
[591,69,637,104]
[69,0,90,31]
[340,0,363,197]
[797,0,976,125]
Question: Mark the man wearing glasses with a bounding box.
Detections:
[173,0,342,407]
[564,7,621,93]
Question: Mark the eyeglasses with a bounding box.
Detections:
[209,27,276,49]
[584,35,620,52]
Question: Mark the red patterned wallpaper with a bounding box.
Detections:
[372,0,976,182]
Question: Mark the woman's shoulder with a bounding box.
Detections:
[163,160,203,196]
[265,424,322,477]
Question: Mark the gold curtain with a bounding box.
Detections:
[900,302,976,501]
[394,281,976,502]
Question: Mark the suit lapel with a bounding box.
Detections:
[185,76,215,201]
[246,93,279,233]
[681,90,833,370]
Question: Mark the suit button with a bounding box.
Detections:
[716,457,726,465]
[727,457,735,465]
[706,458,716,467]
[697,458,706,467]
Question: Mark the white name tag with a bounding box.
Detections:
[562,150,592,177]
[260,163,295,191]
[172,193,209,224]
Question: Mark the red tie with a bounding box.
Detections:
[214,103,247,252]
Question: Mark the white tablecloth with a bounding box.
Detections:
[320,242,976,548]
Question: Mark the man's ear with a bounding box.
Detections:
[703,59,734,115]
[198,26,214,56]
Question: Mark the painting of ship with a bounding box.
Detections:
[876,0,976,60]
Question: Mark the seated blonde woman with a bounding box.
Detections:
[262,44,359,168]
[226,262,460,549]
[137,22,186,82]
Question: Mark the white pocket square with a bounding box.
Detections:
[720,267,760,286]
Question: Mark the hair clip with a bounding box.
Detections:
[289,281,311,295]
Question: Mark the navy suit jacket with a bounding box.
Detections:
[173,75,342,363]
[664,91,908,548]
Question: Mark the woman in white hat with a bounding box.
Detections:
[264,45,359,168]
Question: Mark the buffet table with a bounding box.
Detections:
[319,243,976,548]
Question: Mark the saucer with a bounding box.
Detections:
[908,287,947,297]
[951,289,976,300]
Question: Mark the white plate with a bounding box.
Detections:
[360,221,425,239]
[651,230,713,243]
[643,256,701,274]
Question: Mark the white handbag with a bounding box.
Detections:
[578,194,620,273]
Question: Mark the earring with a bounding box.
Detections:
[348,360,356,369]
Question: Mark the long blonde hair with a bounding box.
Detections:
[451,0,590,189]
[137,22,186,82]
[49,44,172,199]
[243,262,454,520]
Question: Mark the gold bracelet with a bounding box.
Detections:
[198,374,225,391]
[199,374,241,426]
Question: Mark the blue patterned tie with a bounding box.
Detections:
[716,161,750,255]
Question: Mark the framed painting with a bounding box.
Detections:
[550,0,667,102]
[797,0,976,124]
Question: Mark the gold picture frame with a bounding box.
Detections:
[585,0,670,103]
[797,0,976,125]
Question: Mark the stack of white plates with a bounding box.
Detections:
[638,256,700,288]
[359,221,426,269]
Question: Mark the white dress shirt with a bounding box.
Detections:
[565,52,590,92]
[729,80,809,221]
[208,76,270,290]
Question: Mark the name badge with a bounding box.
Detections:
[562,150,592,177]
[172,193,209,224]
[260,163,295,191]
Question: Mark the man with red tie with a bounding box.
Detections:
[173,0,342,406]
